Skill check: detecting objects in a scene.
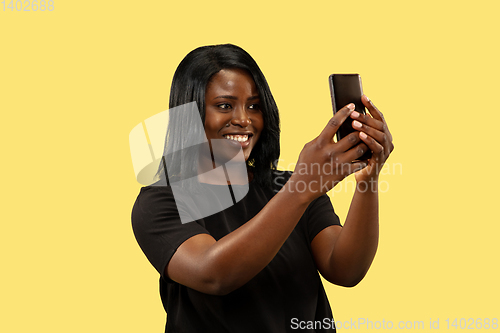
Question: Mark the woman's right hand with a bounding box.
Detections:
[288,103,368,202]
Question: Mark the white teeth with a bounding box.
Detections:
[224,134,249,142]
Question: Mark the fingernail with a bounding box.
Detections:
[360,132,368,139]
[351,111,360,118]
[347,103,355,110]
[353,120,362,128]
[365,95,370,102]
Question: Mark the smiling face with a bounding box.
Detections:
[204,68,264,162]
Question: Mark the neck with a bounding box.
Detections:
[197,158,250,185]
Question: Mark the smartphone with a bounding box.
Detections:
[329,74,372,160]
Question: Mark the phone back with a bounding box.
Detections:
[329,74,365,142]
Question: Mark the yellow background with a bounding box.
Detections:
[1,0,499,331]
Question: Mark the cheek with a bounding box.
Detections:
[253,112,264,127]
[204,114,222,134]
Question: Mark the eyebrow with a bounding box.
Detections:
[213,95,260,101]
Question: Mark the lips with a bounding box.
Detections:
[223,134,250,142]
[222,133,254,147]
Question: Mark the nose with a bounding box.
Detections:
[230,106,251,127]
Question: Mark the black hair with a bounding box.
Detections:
[157,44,280,189]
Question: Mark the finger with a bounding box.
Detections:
[361,95,393,143]
[334,131,362,153]
[352,120,394,157]
[362,95,384,122]
[350,110,384,132]
[354,121,394,154]
[352,119,386,146]
[342,142,369,163]
[318,103,355,144]
[359,132,384,156]
[335,159,368,177]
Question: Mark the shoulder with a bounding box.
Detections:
[132,184,196,227]
[131,185,210,278]
[132,185,175,215]
[131,186,174,231]
[132,184,204,223]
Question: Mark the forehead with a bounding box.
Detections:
[206,68,258,97]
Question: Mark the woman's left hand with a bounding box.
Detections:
[350,95,394,183]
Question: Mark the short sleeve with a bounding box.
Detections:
[305,194,342,242]
[131,186,210,278]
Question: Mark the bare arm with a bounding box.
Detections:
[167,181,311,295]
[312,186,379,287]
[311,95,394,287]
[166,104,367,295]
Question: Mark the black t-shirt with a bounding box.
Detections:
[132,171,341,332]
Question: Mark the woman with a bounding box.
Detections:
[132,44,394,332]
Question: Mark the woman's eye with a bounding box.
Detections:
[249,104,261,111]
[217,103,232,110]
